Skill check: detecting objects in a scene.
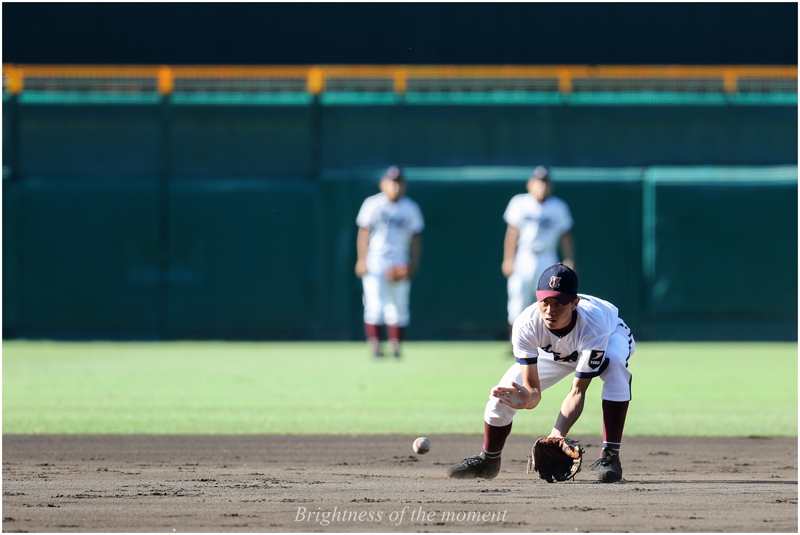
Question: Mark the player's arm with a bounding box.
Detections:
[559,231,575,270]
[550,376,592,437]
[408,232,422,278]
[492,363,541,410]
[355,226,370,278]
[502,225,518,277]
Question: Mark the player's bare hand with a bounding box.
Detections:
[501,260,514,278]
[355,260,368,278]
[492,381,541,410]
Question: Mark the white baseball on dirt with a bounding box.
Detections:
[413,437,430,454]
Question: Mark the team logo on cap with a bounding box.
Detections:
[549,276,561,289]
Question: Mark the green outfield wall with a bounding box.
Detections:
[5,99,795,178]
[3,167,796,342]
[2,98,797,341]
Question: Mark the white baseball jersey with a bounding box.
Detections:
[511,294,620,379]
[503,194,573,254]
[356,193,424,266]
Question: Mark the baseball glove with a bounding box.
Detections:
[526,437,584,483]
[385,264,410,281]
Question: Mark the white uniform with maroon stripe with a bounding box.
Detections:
[485,294,635,427]
[356,192,424,326]
[504,193,573,324]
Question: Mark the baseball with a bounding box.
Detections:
[413,437,431,454]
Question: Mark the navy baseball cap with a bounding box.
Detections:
[530,166,549,181]
[536,263,578,305]
[383,166,404,181]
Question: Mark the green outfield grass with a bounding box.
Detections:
[2,341,797,436]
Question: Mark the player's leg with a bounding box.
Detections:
[361,273,386,357]
[448,359,573,479]
[592,322,635,482]
[447,364,521,479]
[506,272,525,327]
[507,251,555,327]
[529,251,557,297]
[599,323,635,447]
[383,279,410,357]
[505,256,532,355]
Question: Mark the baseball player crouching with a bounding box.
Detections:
[355,166,424,358]
[503,166,574,336]
[447,263,634,482]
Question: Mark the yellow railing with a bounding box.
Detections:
[3,64,797,95]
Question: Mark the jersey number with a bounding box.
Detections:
[540,344,578,363]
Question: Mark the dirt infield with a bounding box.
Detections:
[3,434,797,532]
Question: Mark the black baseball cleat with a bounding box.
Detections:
[589,449,623,482]
[446,452,501,479]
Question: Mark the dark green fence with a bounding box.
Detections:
[3,167,796,341]
[4,99,797,179]
[2,97,797,341]
[641,167,798,340]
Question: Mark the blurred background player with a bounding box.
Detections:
[502,166,575,334]
[446,263,635,483]
[355,166,425,358]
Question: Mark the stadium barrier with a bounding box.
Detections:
[3,64,797,104]
[2,65,796,340]
[3,167,796,341]
[2,96,796,181]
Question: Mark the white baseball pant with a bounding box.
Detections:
[361,260,411,326]
[507,249,558,324]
